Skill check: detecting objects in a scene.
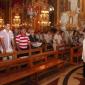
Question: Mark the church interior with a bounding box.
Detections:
[0,0,85,85]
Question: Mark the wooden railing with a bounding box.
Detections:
[0,47,43,60]
[70,45,82,64]
[56,44,70,56]
[0,45,82,64]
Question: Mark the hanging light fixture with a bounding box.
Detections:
[0,17,4,28]
[49,5,54,12]
[38,10,51,26]
[38,1,51,27]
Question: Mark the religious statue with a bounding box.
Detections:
[68,0,80,26]
[61,12,69,31]
[68,0,78,12]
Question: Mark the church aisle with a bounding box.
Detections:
[40,64,84,85]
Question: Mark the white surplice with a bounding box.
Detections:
[82,39,85,62]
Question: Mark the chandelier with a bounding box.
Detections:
[38,1,51,27]
[38,10,51,26]
[13,14,21,27]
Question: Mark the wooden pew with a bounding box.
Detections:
[30,47,43,56]
[57,45,70,57]
[0,50,64,85]
[17,47,43,57]
[29,50,59,66]
[0,58,31,85]
[70,45,82,64]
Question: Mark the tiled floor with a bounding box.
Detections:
[40,64,83,85]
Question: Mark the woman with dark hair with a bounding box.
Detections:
[72,30,80,46]
[29,29,42,48]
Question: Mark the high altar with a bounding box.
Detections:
[0,0,85,31]
[0,0,56,32]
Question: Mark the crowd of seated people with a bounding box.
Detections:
[0,23,84,61]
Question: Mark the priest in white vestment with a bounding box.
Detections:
[82,38,85,78]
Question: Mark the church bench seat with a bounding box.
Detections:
[0,59,64,85]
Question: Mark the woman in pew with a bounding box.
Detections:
[71,30,80,46]
[29,29,42,48]
[53,30,65,50]
[35,31,44,43]
[43,31,53,50]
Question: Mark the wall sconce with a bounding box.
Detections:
[0,17,4,28]
[49,5,54,12]
[13,14,21,27]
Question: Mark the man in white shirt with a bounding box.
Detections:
[43,31,53,50]
[0,23,15,60]
[53,31,63,50]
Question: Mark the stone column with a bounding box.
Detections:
[56,0,60,25]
